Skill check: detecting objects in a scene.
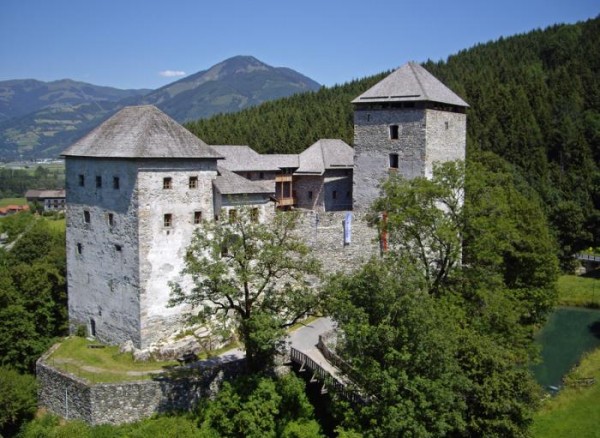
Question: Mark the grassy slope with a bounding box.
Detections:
[0,197,27,207]
[531,275,600,437]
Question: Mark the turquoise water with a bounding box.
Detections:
[531,307,600,389]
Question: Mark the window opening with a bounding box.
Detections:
[194,211,202,224]
[108,213,114,226]
[389,125,399,140]
[163,177,172,189]
[84,210,91,223]
[332,190,337,200]
[308,191,313,200]
[78,174,85,187]
[189,176,198,189]
[77,243,83,254]
[113,176,120,189]
[164,213,172,227]
[96,176,102,188]
[445,121,449,130]
[90,318,96,337]
[115,244,122,252]
[389,153,399,169]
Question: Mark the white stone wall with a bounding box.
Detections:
[66,157,142,346]
[425,110,466,178]
[137,160,218,348]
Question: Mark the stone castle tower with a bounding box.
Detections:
[352,62,468,210]
[62,106,222,348]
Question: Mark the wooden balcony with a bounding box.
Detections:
[277,196,296,207]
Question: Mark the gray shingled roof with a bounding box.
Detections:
[213,166,275,195]
[352,62,469,107]
[25,189,65,198]
[62,105,223,159]
[212,145,298,171]
[296,139,353,175]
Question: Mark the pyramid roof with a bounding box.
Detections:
[62,105,222,159]
[352,62,468,107]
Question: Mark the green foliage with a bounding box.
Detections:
[326,161,554,437]
[0,366,37,437]
[0,165,64,197]
[198,374,321,438]
[169,207,321,372]
[0,217,67,372]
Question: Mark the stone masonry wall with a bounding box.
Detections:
[353,108,427,211]
[295,210,379,275]
[37,346,244,425]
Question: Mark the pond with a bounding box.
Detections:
[531,307,600,390]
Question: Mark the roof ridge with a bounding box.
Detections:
[409,62,428,101]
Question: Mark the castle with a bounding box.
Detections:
[62,62,467,349]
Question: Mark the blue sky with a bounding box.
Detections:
[1,0,597,90]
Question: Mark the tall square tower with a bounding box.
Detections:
[62,106,222,348]
[352,62,468,211]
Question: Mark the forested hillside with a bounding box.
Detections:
[186,17,600,266]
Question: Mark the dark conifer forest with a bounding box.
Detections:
[187,17,600,267]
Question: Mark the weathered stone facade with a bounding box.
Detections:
[66,157,219,349]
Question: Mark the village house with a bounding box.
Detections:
[25,189,66,211]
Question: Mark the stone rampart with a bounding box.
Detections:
[37,345,244,425]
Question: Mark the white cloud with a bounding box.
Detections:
[159,70,186,78]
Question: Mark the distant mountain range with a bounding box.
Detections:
[0,56,320,160]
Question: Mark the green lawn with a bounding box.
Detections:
[47,337,178,383]
[557,275,600,308]
[531,347,600,438]
[0,197,27,207]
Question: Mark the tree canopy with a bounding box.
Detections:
[169,207,321,371]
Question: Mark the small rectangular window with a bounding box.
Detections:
[77,243,83,254]
[96,176,102,188]
[194,211,202,224]
[84,210,91,223]
[251,208,259,223]
[78,174,85,187]
[163,177,172,189]
[308,191,313,200]
[189,176,198,189]
[113,176,120,189]
[108,213,114,226]
[164,213,172,227]
[115,244,122,252]
[228,209,237,223]
[389,153,399,169]
[332,190,337,200]
[389,125,399,140]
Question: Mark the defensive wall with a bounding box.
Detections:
[36,343,244,425]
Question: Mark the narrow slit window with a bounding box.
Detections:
[84,210,91,223]
[77,243,83,254]
[189,176,198,189]
[445,121,449,130]
[113,176,120,189]
[164,213,172,228]
[163,177,172,189]
[108,213,114,226]
[194,211,202,224]
[96,175,102,188]
[332,190,337,200]
[389,125,399,140]
[78,174,85,187]
[389,153,399,169]
[308,191,313,200]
